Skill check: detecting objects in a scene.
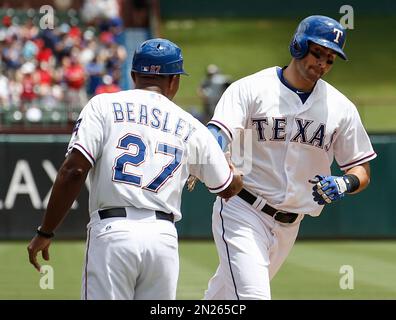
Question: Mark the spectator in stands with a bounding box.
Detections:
[35,38,53,63]
[2,40,23,70]
[109,17,124,43]
[1,15,12,29]
[21,18,38,40]
[104,41,126,76]
[54,24,74,65]
[39,29,56,52]
[86,56,105,97]
[19,61,38,112]
[38,83,63,114]
[79,38,96,66]
[0,67,10,107]
[36,61,52,86]
[8,70,22,108]
[64,55,87,117]
[36,61,56,111]
[94,74,121,95]
[22,39,38,61]
[2,15,19,41]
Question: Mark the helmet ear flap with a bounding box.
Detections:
[290,16,348,60]
[289,34,309,59]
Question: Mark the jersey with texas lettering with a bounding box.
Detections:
[67,89,232,221]
[209,66,376,216]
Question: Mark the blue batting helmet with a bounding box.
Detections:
[290,15,347,60]
[132,38,188,75]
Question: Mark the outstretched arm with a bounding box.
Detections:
[217,162,243,199]
[187,124,231,192]
[27,149,91,271]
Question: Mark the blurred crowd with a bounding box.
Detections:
[0,11,126,125]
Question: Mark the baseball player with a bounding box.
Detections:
[203,16,377,300]
[27,38,243,300]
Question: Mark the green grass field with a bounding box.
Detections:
[162,18,396,132]
[2,240,396,299]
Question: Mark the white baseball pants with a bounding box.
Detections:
[204,196,303,300]
[81,207,179,300]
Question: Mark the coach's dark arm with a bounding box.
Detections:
[217,163,243,199]
[27,149,91,271]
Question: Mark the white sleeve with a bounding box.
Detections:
[188,127,233,193]
[208,79,251,141]
[334,105,377,171]
[66,96,105,166]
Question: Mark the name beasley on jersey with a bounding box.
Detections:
[252,117,337,151]
[112,102,196,142]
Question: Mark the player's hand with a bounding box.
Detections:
[27,236,52,272]
[309,175,348,205]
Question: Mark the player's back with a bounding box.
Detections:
[71,89,204,221]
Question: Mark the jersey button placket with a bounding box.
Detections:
[284,141,298,195]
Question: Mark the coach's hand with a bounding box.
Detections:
[309,175,348,205]
[187,175,198,192]
[27,236,52,272]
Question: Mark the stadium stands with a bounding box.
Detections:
[0,7,126,132]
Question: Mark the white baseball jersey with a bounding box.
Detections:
[205,66,377,300]
[209,66,377,216]
[67,89,232,222]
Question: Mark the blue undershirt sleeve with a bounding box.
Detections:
[207,123,230,152]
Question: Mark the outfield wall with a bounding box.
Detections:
[0,134,393,239]
[0,135,89,239]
